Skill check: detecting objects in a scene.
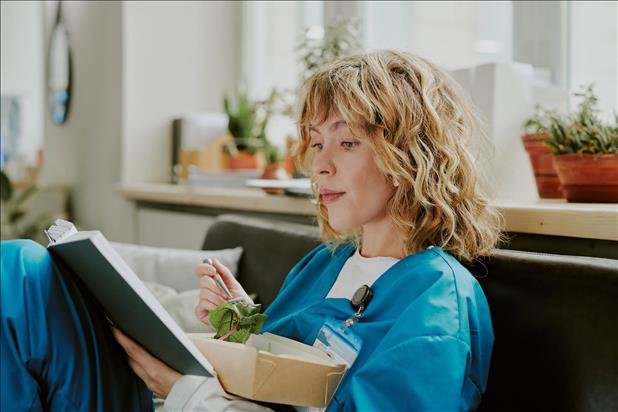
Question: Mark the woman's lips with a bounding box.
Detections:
[320,192,345,204]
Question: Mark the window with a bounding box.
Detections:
[569,1,616,119]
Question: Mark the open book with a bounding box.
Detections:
[45,219,215,377]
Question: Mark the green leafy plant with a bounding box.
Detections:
[541,85,618,155]
[263,141,282,165]
[0,169,52,242]
[208,301,267,344]
[223,89,278,157]
[523,105,549,135]
[297,18,362,81]
[268,18,364,123]
[223,19,363,164]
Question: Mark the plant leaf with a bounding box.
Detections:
[208,301,267,344]
[9,208,26,223]
[0,170,13,202]
[13,185,38,209]
[227,329,251,344]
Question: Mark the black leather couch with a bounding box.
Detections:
[202,214,618,412]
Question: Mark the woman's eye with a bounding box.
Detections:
[311,143,323,151]
[341,141,358,149]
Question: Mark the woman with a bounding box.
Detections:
[119,50,503,411]
[1,50,502,411]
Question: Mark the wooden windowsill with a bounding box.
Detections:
[117,183,618,241]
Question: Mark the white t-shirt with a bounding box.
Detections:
[326,248,400,299]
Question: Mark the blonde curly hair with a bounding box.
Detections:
[294,50,504,262]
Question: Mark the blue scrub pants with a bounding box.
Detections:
[1,240,153,412]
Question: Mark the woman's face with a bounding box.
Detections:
[310,114,395,232]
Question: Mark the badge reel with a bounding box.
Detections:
[314,285,373,370]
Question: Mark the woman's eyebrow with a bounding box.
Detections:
[309,121,348,134]
[332,121,348,131]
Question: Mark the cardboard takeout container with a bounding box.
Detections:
[189,333,346,408]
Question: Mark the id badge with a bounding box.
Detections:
[313,320,362,370]
[294,322,362,412]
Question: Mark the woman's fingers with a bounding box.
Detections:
[194,258,254,317]
[196,259,236,288]
[112,327,157,367]
[211,258,233,278]
[212,259,251,300]
[195,291,227,324]
[195,262,236,300]
[127,357,148,382]
[194,262,217,278]
[194,264,235,326]
[196,296,222,314]
[198,276,230,301]
[112,327,182,398]
[112,327,145,359]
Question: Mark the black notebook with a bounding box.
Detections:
[45,219,215,377]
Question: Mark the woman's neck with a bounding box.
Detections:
[360,219,405,259]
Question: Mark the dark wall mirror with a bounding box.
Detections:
[47,1,72,125]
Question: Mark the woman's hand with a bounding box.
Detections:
[194,258,253,326]
[111,327,182,399]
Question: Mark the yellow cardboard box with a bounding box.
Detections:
[189,333,347,408]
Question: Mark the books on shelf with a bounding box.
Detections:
[187,166,261,188]
[245,178,313,197]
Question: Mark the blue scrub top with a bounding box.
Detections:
[263,243,494,412]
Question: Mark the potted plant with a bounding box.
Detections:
[297,18,362,81]
[259,142,291,194]
[545,85,618,203]
[222,91,275,170]
[522,107,564,198]
[1,168,54,244]
[261,142,288,178]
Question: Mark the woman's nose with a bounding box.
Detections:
[312,150,335,176]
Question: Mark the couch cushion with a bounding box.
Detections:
[465,250,618,412]
[202,214,321,308]
[111,242,243,292]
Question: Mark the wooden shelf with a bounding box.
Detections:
[118,183,315,216]
[117,183,618,241]
[493,199,617,241]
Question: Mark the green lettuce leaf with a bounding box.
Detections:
[208,301,267,344]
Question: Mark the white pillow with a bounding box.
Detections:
[111,242,243,292]
[142,281,178,302]
[159,289,214,333]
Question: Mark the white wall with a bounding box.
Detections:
[40,1,241,242]
[122,1,241,184]
[1,1,44,165]
[42,1,130,240]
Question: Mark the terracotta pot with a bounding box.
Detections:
[226,150,263,170]
[552,153,618,203]
[283,137,297,176]
[522,133,563,198]
[259,163,290,194]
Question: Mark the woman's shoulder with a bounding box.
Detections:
[390,246,491,339]
[417,246,484,296]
